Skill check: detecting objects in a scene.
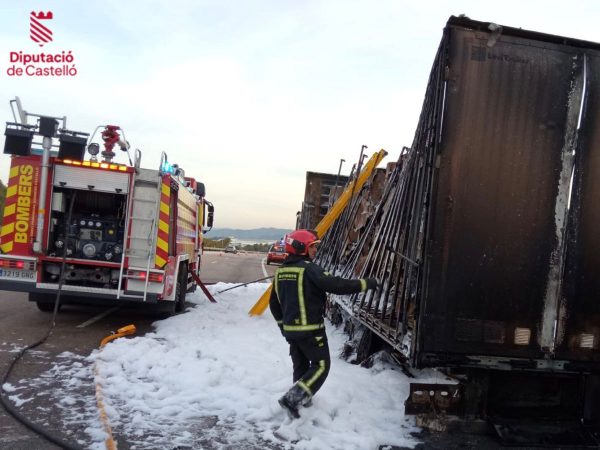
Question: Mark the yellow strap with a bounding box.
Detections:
[248,285,272,316]
[248,149,387,316]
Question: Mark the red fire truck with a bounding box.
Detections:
[0,98,213,313]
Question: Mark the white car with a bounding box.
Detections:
[224,245,238,254]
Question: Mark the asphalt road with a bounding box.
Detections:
[0,294,163,449]
[200,250,277,284]
[0,251,276,450]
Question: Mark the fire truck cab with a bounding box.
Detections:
[0,98,213,313]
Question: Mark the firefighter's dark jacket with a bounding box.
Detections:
[269,255,369,338]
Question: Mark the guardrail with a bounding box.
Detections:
[203,247,266,255]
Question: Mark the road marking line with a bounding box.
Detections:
[261,257,268,278]
[76,307,120,328]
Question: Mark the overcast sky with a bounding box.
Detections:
[0,1,598,229]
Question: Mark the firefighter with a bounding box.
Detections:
[269,229,378,418]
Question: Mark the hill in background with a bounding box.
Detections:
[206,227,292,241]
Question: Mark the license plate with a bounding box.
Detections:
[0,268,36,280]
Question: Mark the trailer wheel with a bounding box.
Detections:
[175,263,188,313]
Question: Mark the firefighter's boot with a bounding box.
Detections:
[278,384,310,419]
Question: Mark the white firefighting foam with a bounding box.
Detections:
[13,283,432,449]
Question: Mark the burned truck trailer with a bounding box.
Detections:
[326,17,600,433]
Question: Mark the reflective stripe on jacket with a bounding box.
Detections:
[269,255,368,338]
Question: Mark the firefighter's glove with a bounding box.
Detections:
[366,278,379,291]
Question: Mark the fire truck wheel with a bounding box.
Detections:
[30,292,61,312]
[175,263,188,313]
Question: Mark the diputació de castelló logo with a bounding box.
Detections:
[30,10,53,46]
[6,10,78,77]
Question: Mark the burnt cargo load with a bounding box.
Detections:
[328,16,600,374]
[0,99,214,313]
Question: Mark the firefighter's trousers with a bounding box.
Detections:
[288,330,331,397]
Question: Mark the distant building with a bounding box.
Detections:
[296,171,349,230]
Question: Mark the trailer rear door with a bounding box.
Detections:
[555,55,600,366]
[419,21,598,367]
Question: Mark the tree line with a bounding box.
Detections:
[203,237,271,252]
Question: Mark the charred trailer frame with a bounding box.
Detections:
[328,16,600,433]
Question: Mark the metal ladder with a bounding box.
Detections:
[117,168,162,301]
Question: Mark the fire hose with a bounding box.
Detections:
[0,193,81,449]
[95,324,137,450]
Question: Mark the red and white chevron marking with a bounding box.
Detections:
[30,13,53,46]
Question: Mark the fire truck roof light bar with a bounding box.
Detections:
[61,159,129,171]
